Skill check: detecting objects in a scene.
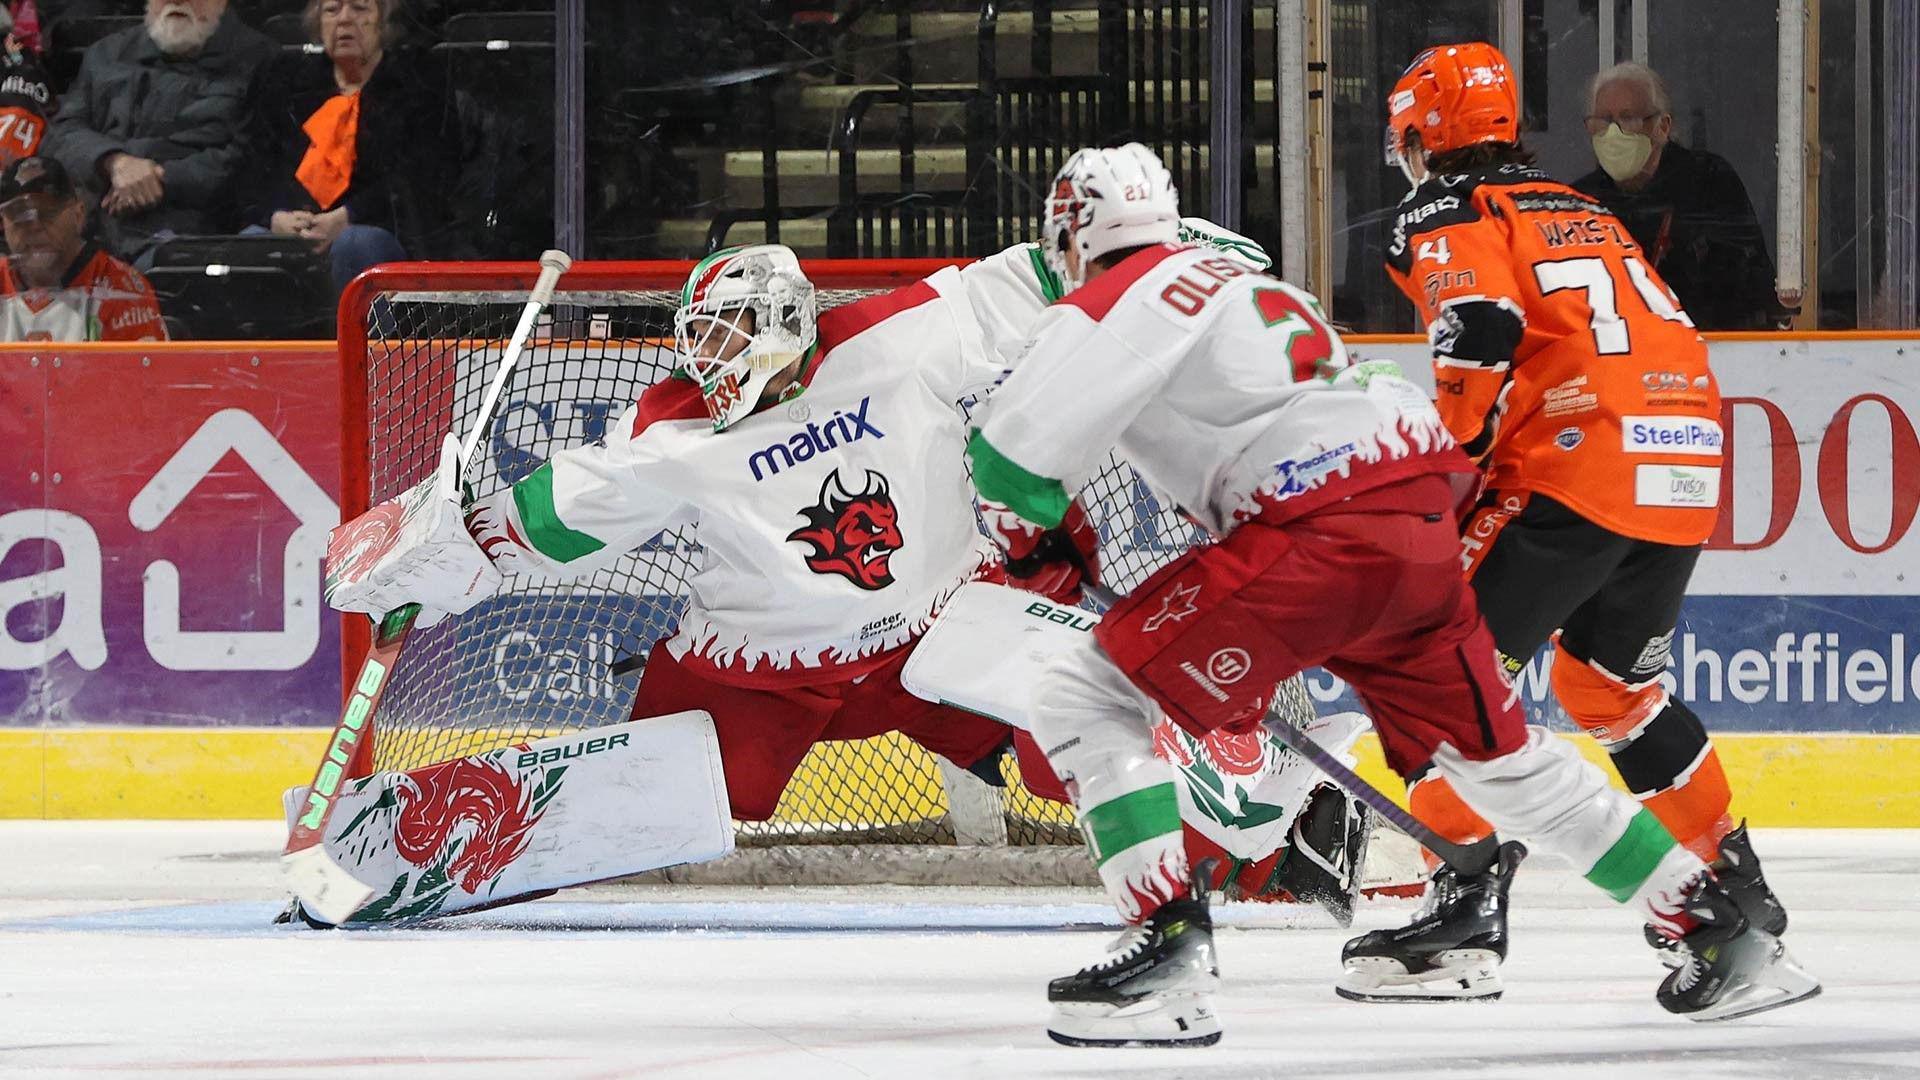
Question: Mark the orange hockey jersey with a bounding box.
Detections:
[0,245,167,343]
[1384,163,1721,546]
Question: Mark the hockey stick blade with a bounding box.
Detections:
[280,603,418,924]
[1081,583,1501,876]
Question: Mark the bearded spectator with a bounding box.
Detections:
[47,0,274,264]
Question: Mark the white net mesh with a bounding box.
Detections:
[343,268,1320,878]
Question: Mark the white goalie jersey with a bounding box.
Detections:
[464,246,1054,688]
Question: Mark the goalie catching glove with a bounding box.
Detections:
[981,499,1099,604]
[324,434,503,628]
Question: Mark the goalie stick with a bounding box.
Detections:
[1082,583,1504,876]
[282,249,574,926]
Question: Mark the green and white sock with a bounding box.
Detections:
[1081,781,1189,923]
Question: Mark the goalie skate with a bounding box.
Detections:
[1047,894,1222,1048]
[1336,841,1525,1003]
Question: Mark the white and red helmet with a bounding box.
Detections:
[673,244,817,431]
[1043,142,1182,291]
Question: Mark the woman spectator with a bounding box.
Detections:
[255,0,475,291]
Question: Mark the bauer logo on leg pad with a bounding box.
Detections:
[516,732,631,768]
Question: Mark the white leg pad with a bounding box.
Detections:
[903,581,1103,731]
[283,711,733,924]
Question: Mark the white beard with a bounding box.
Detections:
[146,7,219,55]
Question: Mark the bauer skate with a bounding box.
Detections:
[1656,874,1820,1021]
[1336,840,1526,1003]
[1647,822,1789,967]
[1047,892,1222,1047]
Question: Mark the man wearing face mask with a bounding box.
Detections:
[1572,62,1792,330]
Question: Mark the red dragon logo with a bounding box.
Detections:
[786,468,903,591]
[392,756,549,895]
[325,498,406,591]
[1152,718,1268,778]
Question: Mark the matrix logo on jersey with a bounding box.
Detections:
[787,467,903,590]
[1622,416,1723,457]
[748,396,886,481]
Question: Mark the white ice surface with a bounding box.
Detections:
[2,823,1916,1079]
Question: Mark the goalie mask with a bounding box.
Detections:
[673,244,818,431]
[1043,142,1181,292]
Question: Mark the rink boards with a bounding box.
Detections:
[2,334,1917,822]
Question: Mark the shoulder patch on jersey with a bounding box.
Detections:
[1504,189,1611,217]
[1061,242,1184,321]
[1387,187,1484,274]
[630,375,709,438]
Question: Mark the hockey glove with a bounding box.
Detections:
[324,434,503,628]
[1177,216,1273,270]
[983,499,1099,604]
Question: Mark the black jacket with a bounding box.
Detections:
[48,12,277,258]
[252,48,481,259]
[1573,141,1789,331]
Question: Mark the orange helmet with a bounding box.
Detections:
[1384,42,1519,183]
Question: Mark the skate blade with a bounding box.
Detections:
[1047,993,1222,1048]
[1336,950,1503,1003]
[1684,942,1822,1023]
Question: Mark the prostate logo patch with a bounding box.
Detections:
[786,467,903,591]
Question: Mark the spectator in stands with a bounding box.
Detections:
[1572,62,1795,330]
[1,6,55,167]
[254,0,477,291]
[47,0,275,265]
[0,154,165,340]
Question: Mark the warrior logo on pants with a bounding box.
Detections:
[787,467,903,591]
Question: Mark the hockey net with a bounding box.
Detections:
[336,259,1325,884]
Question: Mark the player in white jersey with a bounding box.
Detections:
[324,235,1371,915]
[967,143,1818,1046]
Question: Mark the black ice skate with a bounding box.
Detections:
[1267,782,1371,927]
[1047,892,1221,1047]
[1647,822,1788,966]
[1656,874,1820,1021]
[1336,840,1526,1003]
